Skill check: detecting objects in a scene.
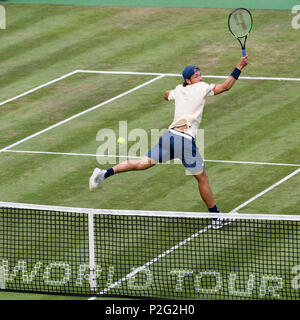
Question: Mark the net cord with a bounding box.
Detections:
[1,201,299,221]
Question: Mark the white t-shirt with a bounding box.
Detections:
[168,81,215,138]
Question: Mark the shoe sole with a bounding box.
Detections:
[89,168,101,192]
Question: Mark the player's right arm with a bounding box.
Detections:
[213,56,248,95]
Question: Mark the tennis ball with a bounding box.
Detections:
[117,137,125,144]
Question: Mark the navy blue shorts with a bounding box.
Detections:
[147,130,204,173]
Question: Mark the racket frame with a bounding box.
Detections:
[228,7,253,56]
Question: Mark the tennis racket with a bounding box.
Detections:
[228,8,253,56]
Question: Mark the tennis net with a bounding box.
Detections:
[0,201,299,300]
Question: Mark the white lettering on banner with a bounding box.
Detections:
[170,270,193,291]
[128,267,153,290]
[194,271,222,294]
[1,259,298,298]
[1,260,42,283]
[228,273,255,297]
[43,262,71,286]
[75,264,102,287]
[0,266,6,289]
[291,265,300,290]
[106,265,116,288]
[259,275,284,299]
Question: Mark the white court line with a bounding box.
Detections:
[2,150,140,159]
[77,69,300,82]
[204,159,300,167]
[229,167,300,213]
[1,69,299,108]
[0,75,164,153]
[3,149,300,168]
[0,70,79,107]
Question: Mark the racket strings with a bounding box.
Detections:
[229,10,252,38]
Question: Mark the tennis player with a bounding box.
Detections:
[90,56,248,228]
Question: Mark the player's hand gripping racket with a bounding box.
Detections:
[228,8,253,56]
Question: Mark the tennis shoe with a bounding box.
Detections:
[89,168,106,192]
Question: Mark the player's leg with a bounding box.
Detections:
[179,136,219,211]
[89,130,174,192]
[89,130,174,191]
[180,136,233,230]
[112,156,155,173]
[89,156,155,192]
[192,171,233,229]
[193,170,217,210]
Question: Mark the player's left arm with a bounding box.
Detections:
[213,55,248,96]
[164,90,172,100]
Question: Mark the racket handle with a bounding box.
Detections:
[242,49,246,57]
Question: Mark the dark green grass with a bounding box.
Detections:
[0,4,300,300]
